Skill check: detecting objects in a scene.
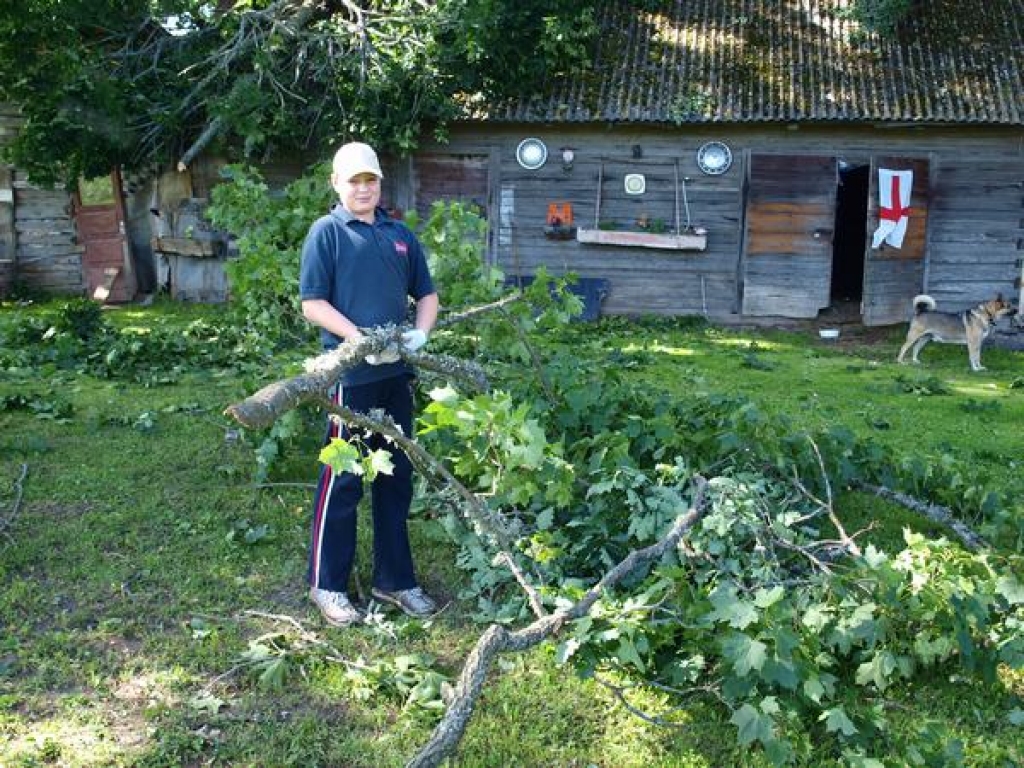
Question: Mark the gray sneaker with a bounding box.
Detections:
[371,586,438,618]
[309,587,363,627]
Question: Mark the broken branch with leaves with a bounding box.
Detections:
[405,476,709,768]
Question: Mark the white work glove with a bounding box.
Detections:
[401,328,428,353]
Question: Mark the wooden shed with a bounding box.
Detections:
[387,0,1024,325]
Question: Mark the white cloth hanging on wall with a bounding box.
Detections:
[871,168,913,249]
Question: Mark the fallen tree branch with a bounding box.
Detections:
[225,291,530,429]
[319,399,546,618]
[224,327,489,429]
[434,291,523,329]
[854,482,987,550]
[498,305,554,402]
[593,672,725,728]
[795,437,860,556]
[0,462,28,542]
[405,476,709,768]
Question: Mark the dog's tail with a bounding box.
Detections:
[912,294,936,315]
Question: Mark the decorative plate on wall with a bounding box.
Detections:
[696,141,733,175]
[624,173,646,195]
[515,138,548,170]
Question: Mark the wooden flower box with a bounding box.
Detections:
[575,228,707,251]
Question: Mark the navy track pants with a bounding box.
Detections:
[308,374,417,594]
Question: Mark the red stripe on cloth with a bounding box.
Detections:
[880,175,911,222]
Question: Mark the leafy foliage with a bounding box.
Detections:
[420,340,1022,763]
[0,300,274,386]
[407,200,504,310]
[206,163,334,343]
[0,0,603,184]
[377,204,1022,764]
[842,0,915,36]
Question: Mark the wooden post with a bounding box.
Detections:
[0,164,14,295]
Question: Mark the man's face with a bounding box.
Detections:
[333,172,381,220]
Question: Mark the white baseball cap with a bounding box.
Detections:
[332,142,383,181]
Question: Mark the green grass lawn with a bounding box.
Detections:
[1,302,1021,767]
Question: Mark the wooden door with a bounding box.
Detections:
[413,153,490,220]
[861,157,929,326]
[75,169,136,302]
[742,154,837,317]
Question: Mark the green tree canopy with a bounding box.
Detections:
[0,0,913,185]
[0,0,601,185]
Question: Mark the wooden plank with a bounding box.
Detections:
[15,204,73,220]
[926,286,1019,306]
[575,228,707,250]
[13,230,76,244]
[15,219,76,232]
[414,153,489,220]
[151,236,222,258]
[16,255,83,268]
[746,234,830,255]
[928,263,1019,283]
[929,224,1021,242]
[929,247,1018,264]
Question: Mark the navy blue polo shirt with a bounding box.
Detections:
[299,204,435,386]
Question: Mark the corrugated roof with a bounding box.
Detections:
[474,0,1024,125]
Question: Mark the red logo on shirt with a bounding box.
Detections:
[395,241,408,256]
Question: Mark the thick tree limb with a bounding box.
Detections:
[177,117,224,172]
[223,297,520,429]
[223,326,489,429]
[855,482,987,550]
[224,333,379,429]
[405,476,709,768]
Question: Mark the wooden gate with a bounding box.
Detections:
[742,154,837,317]
[861,157,930,326]
[75,169,136,302]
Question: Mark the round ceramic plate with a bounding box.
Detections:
[624,173,646,195]
[516,138,548,170]
[696,141,733,175]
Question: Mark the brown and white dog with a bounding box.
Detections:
[897,294,1017,371]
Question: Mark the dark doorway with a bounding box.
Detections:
[831,162,869,302]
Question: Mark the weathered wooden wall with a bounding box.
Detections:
[13,171,81,295]
[927,155,1024,308]
[410,123,1024,324]
[0,103,81,297]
